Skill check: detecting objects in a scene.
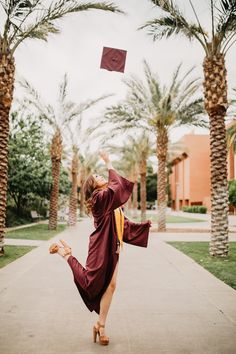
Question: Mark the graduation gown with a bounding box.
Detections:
[67,169,151,314]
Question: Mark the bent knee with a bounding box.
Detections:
[109,281,116,292]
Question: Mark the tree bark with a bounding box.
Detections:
[157,127,168,232]
[48,130,62,230]
[68,151,79,226]
[132,180,138,217]
[0,50,15,255]
[140,159,147,221]
[79,167,85,218]
[203,54,229,256]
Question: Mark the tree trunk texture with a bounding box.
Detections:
[132,180,138,217]
[157,128,168,232]
[203,54,229,257]
[0,51,15,255]
[79,166,85,218]
[68,152,79,226]
[48,130,62,230]
[140,159,147,221]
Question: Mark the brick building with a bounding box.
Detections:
[169,126,236,212]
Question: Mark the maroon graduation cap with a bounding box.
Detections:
[100,46,127,73]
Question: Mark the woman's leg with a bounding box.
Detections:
[96,261,119,335]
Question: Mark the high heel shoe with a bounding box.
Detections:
[93,321,109,345]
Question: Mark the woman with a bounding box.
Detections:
[51,150,151,345]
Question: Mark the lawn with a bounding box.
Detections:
[126,213,205,223]
[6,224,67,241]
[0,245,36,269]
[168,241,236,290]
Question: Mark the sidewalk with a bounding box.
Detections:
[0,218,236,354]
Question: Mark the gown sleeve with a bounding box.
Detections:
[122,216,151,248]
[92,169,134,215]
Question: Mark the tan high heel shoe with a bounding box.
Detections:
[93,321,109,345]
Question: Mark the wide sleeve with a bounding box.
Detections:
[92,169,134,215]
[122,216,151,248]
[67,255,88,289]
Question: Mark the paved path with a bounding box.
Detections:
[0,218,236,354]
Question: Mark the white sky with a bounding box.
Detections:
[1,0,236,155]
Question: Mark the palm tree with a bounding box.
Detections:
[107,144,139,215]
[105,61,205,231]
[68,145,79,226]
[140,0,236,255]
[66,111,107,223]
[21,74,109,229]
[106,132,154,220]
[0,0,122,254]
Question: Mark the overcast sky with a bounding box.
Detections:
[1,0,236,155]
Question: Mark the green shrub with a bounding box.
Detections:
[182,205,207,214]
[6,207,32,227]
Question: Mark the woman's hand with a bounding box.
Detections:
[57,239,72,260]
[99,150,110,164]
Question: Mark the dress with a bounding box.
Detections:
[67,169,151,314]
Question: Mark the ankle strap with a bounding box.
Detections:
[97,321,105,328]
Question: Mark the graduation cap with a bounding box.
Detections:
[100,46,127,73]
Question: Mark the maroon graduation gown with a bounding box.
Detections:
[67,169,151,314]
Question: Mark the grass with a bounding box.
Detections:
[126,213,205,223]
[6,223,67,241]
[0,245,36,268]
[168,241,236,290]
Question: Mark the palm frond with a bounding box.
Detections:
[175,98,208,128]
[8,1,123,51]
[216,0,236,53]
[139,0,208,52]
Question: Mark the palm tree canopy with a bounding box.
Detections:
[0,0,123,53]
[106,131,155,174]
[20,73,111,136]
[104,60,207,136]
[140,0,236,56]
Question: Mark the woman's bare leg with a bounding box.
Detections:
[96,262,119,335]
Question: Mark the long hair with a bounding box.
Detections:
[83,174,98,216]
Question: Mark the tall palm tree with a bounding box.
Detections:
[68,145,79,226]
[65,111,107,223]
[140,0,236,255]
[108,144,139,215]
[0,0,122,254]
[107,132,154,220]
[105,61,205,231]
[21,74,109,229]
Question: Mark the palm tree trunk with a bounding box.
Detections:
[0,51,15,255]
[80,183,85,217]
[48,130,62,230]
[203,54,229,257]
[157,128,168,231]
[133,180,138,217]
[140,159,147,221]
[79,166,85,217]
[68,151,79,226]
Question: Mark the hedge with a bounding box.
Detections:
[182,205,207,214]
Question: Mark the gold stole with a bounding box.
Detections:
[114,207,124,253]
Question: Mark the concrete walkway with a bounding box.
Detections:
[0,218,236,354]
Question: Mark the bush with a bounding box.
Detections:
[6,207,32,227]
[182,205,207,214]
